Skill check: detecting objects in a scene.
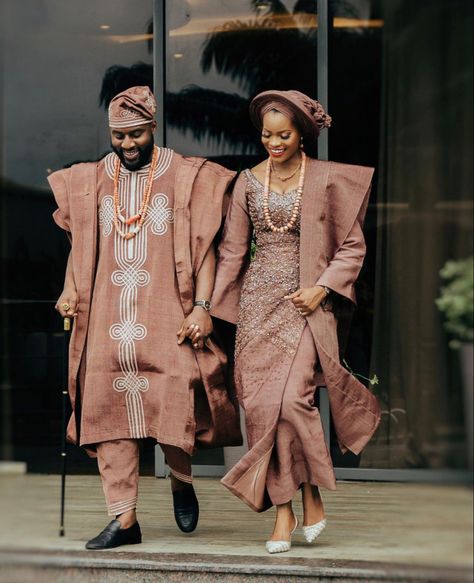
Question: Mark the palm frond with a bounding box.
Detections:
[201,17,316,94]
[99,63,153,109]
[166,87,257,153]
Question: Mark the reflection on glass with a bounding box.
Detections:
[1,0,154,470]
[166,0,319,164]
[329,0,473,469]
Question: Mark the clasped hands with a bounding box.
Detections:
[56,285,321,347]
[177,306,213,350]
[284,285,327,317]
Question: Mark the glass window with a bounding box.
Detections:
[165,0,319,168]
[1,0,154,471]
[328,0,473,470]
[163,0,320,470]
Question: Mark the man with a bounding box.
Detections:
[49,86,241,549]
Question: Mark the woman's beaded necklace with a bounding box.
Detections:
[263,151,306,234]
[112,146,159,240]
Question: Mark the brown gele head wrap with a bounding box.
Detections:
[249,90,332,143]
[108,86,157,129]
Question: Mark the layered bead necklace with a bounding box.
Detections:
[112,146,159,240]
[263,151,306,234]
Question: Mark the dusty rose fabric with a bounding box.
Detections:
[97,439,139,516]
[212,158,381,512]
[161,443,192,484]
[97,439,192,515]
[48,151,242,456]
[213,169,335,511]
[249,90,332,141]
[267,326,336,504]
[108,86,156,128]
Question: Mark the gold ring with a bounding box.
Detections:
[62,303,70,311]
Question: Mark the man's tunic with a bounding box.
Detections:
[49,148,241,454]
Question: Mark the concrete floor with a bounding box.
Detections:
[0,474,472,569]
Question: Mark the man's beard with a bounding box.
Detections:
[112,138,155,171]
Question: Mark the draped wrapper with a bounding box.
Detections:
[211,158,381,511]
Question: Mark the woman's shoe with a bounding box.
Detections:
[265,515,298,554]
[302,518,327,543]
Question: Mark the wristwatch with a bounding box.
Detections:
[194,300,211,312]
[322,286,331,296]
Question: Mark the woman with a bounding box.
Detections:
[211,90,381,553]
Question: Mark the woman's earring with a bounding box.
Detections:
[300,137,304,150]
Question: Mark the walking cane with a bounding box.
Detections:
[59,315,71,537]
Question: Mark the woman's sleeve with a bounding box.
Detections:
[316,185,371,304]
[211,173,252,324]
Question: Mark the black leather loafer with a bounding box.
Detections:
[85,519,142,550]
[172,484,199,533]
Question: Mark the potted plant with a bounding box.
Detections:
[436,256,473,468]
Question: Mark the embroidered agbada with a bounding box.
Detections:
[49,149,242,454]
[211,158,381,512]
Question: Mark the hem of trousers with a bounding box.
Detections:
[107,496,138,517]
[170,469,193,484]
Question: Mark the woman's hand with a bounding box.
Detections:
[177,307,213,350]
[284,286,327,317]
[55,287,79,318]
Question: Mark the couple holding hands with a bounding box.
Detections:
[50,85,380,553]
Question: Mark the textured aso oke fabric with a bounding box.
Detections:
[212,158,381,512]
[108,86,156,129]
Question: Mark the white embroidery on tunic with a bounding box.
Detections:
[104,147,174,181]
[147,194,174,235]
[99,162,174,438]
[99,196,114,237]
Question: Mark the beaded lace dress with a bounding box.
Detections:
[236,171,306,360]
[231,171,336,506]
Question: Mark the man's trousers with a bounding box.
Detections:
[96,439,192,516]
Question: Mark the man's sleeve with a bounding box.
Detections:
[48,168,72,234]
[189,162,236,274]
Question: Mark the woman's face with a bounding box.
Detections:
[261,110,301,163]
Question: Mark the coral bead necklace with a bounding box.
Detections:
[112,146,159,240]
[263,151,306,234]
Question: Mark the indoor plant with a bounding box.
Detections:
[436,256,473,468]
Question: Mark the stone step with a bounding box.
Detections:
[0,550,471,583]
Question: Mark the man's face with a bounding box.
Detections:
[110,121,156,171]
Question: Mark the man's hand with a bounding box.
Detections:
[284,286,327,317]
[177,307,213,350]
[55,287,79,318]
